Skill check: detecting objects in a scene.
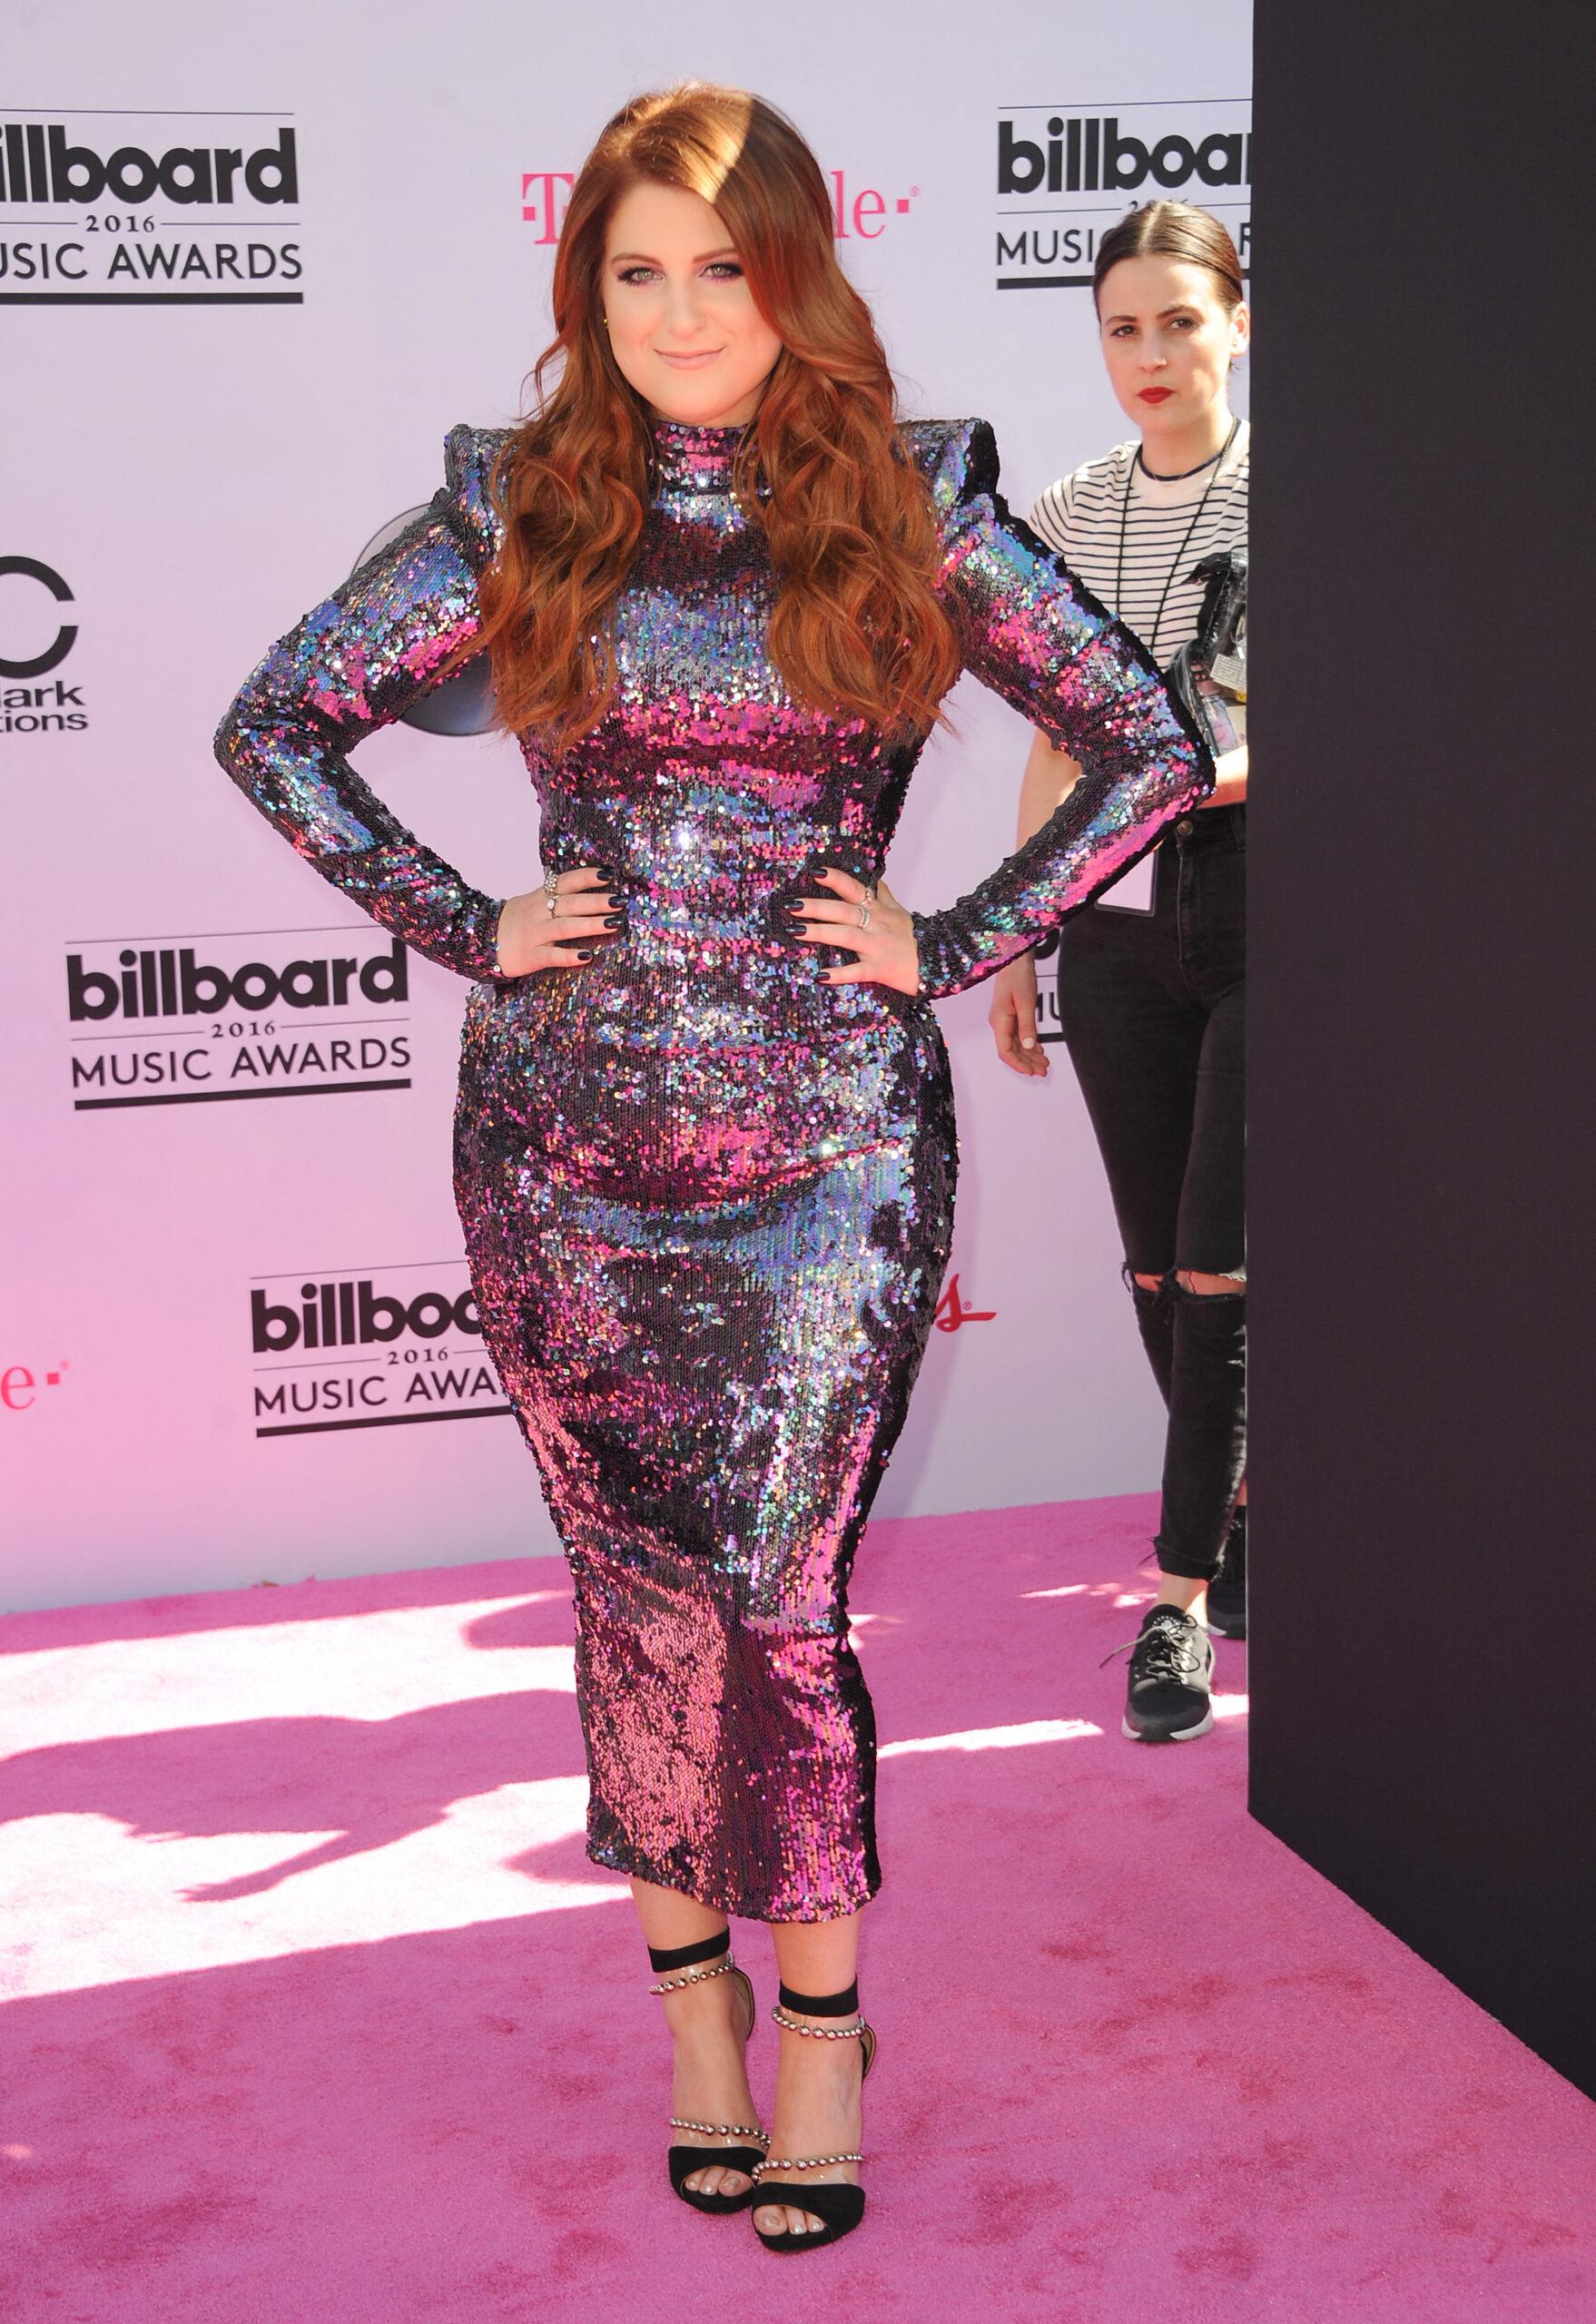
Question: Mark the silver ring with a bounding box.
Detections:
[858,902,871,931]
[543,869,560,918]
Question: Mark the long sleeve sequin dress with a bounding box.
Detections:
[216,416,1209,1921]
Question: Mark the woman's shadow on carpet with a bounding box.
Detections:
[2,1584,594,1904]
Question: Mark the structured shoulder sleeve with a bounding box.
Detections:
[438,422,510,573]
[213,427,512,981]
[905,418,1212,998]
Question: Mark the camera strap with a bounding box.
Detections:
[1115,415,1241,664]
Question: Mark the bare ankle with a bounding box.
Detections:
[662,1984,737,2039]
[1154,1578,1207,1622]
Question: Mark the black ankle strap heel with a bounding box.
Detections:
[650,1930,767,2217]
[752,1981,875,2253]
[647,1930,735,1975]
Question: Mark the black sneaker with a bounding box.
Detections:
[1207,1506,1247,1639]
[1120,1606,1215,1741]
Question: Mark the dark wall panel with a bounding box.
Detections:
[1248,2,1594,2094]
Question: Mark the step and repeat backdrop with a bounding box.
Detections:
[2,0,1250,1609]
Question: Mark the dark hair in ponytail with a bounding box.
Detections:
[1092,200,1245,313]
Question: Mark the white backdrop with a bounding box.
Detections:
[1,0,1251,1610]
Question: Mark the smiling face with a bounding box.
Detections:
[1097,253,1249,433]
[601,179,783,429]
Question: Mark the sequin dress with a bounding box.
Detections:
[215,416,1209,1920]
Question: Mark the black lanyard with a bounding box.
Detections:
[1114,417,1241,664]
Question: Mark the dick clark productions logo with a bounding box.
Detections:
[64,927,413,1108]
[0,556,87,735]
[248,1261,509,1437]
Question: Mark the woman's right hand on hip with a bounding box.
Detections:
[989,953,1049,1078]
[494,866,623,978]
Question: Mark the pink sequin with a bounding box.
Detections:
[216,415,1209,1919]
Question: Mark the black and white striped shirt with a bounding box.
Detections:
[1030,421,1249,667]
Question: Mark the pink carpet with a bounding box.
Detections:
[4,1495,1593,2322]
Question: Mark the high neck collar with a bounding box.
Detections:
[650,418,745,496]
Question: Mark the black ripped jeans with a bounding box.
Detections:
[1055,806,1246,1581]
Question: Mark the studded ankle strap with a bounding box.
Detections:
[752,2149,864,2179]
[650,1953,741,1997]
[770,2002,871,2040]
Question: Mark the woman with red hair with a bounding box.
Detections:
[217,84,1208,2252]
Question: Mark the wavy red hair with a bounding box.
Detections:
[475,84,961,753]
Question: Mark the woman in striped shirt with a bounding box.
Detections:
[990,202,1251,1743]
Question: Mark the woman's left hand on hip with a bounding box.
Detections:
[789,867,920,994]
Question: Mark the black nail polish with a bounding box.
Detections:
[602,913,624,930]
[576,948,594,960]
